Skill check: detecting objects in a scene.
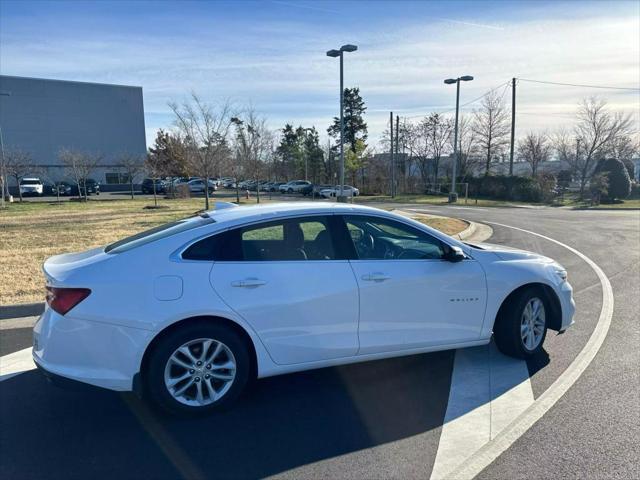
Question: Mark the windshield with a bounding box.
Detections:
[21,179,41,185]
[105,215,215,254]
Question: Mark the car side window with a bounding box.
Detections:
[240,217,335,261]
[182,216,337,261]
[343,215,446,260]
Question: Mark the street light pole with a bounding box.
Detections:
[339,52,344,201]
[444,75,473,203]
[327,44,357,203]
[451,80,460,202]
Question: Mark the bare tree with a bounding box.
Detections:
[231,108,273,203]
[406,121,432,188]
[603,134,639,162]
[170,94,234,210]
[570,97,633,197]
[517,132,551,178]
[118,153,145,200]
[59,148,99,201]
[424,113,453,183]
[144,151,165,208]
[5,149,33,202]
[473,91,510,175]
[456,114,481,180]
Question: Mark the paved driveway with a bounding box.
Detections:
[0,205,637,479]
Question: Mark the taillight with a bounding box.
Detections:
[45,287,91,315]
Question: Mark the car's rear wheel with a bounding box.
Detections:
[494,287,548,359]
[145,323,250,415]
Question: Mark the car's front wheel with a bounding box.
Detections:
[494,287,548,358]
[144,323,251,415]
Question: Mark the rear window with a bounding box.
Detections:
[105,214,215,254]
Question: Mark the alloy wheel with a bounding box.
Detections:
[520,297,546,351]
[163,337,237,406]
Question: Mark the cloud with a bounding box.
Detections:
[1,2,638,148]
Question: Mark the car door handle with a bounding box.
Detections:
[231,278,268,288]
[361,273,391,282]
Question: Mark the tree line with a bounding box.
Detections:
[1,87,636,206]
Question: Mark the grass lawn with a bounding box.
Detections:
[355,194,543,208]
[0,197,468,305]
[357,193,640,210]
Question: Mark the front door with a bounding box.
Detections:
[210,215,359,365]
[341,215,487,355]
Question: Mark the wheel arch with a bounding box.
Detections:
[134,315,258,396]
[496,282,563,332]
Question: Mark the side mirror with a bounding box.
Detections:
[445,245,465,263]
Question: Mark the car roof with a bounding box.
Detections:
[204,202,392,227]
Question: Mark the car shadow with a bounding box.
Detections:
[0,350,455,479]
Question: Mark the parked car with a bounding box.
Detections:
[141,178,167,194]
[279,180,312,194]
[222,179,237,189]
[269,182,285,192]
[52,181,73,196]
[72,178,100,196]
[34,203,575,415]
[320,185,360,198]
[186,178,216,194]
[19,177,43,196]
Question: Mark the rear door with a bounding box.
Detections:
[210,215,359,365]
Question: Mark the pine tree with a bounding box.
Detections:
[327,87,368,154]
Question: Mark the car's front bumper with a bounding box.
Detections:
[558,280,576,332]
[32,307,154,392]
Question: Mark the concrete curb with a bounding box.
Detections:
[452,220,477,241]
[393,209,493,244]
[0,302,44,320]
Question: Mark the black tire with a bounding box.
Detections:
[287,188,293,194]
[493,287,548,359]
[144,323,251,416]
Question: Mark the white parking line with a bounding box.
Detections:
[0,347,35,382]
[430,343,533,479]
[442,222,614,480]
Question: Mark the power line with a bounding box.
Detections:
[518,78,640,91]
[403,79,511,120]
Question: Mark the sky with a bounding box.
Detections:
[1,0,639,150]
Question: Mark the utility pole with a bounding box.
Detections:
[390,112,394,198]
[509,77,516,176]
[395,115,400,197]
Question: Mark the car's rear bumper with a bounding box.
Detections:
[32,307,154,392]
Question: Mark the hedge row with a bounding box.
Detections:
[465,174,557,203]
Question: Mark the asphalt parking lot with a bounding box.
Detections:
[0,204,638,479]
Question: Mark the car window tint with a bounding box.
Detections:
[240,217,336,261]
[343,215,445,260]
[106,215,215,254]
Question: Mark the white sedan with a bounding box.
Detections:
[186,178,217,193]
[33,203,574,415]
[320,185,359,198]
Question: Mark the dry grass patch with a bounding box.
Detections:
[1,199,468,305]
[1,198,207,304]
[414,216,469,236]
